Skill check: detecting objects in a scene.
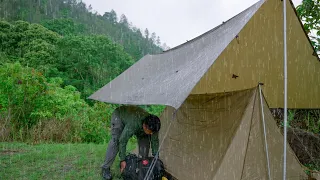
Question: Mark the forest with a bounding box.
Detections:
[0,0,165,144]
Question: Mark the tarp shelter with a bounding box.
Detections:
[89,0,320,179]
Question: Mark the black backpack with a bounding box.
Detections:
[122,154,165,180]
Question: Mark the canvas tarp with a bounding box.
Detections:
[158,88,307,180]
[88,0,265,109]
[88,0,320,109]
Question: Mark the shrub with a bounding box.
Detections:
[0,62,113,143]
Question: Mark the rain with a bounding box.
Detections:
[0,0,320,180]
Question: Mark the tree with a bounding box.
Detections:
[56,35,134,98]
[144,28,149,40]
[296,0,320,53]
[0,20,60,65]
[150,32,156,44]
[136,28,142,36]
[119,14,128,26]
[88,4,93,12]
[156,36,161,46]
[41,18,86,36]
[0,1,163,60]
[103,9,118,24]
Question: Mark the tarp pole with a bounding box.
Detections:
[283,0,288,179]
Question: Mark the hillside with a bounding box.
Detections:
[0,0,165,60]
[0,0,166,145]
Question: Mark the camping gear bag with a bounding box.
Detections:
[122,154,165,180]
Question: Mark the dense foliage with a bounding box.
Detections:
[0,62,115,143]
[296,0,320,53]
[0,1,166,144]
[0,19,165,143]
[0,0,166,59]
[0,20,134,99]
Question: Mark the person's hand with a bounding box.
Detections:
[120,161,126,173]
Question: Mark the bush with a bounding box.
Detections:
[78,103,117,144]
[0,62,113,144]
[272,109,320,134]
[0,62,47,129]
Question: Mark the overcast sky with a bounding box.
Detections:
[82,0,302,48]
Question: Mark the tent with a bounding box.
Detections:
[159,87,307,179]
[89,0,320,179]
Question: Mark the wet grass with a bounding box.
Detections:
[0,142,135,180]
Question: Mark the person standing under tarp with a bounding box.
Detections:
[101,105,161,180]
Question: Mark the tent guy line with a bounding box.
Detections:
[259,83,271,180]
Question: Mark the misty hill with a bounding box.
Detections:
[0,0,168,60]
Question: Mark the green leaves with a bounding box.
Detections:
[0,20,134,101]
[296,0,320,52]
[0,14,164,143]
[56,35,134,98]
[0,20,60,66]
[0,62,118,143]
[0,0,164,59]
[0,62,47,128]
[0,62,84,125]
[32,82,87,121]
[0,20,136,143]
[41,18,86,36]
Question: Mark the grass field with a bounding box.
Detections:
[0,142,136,180]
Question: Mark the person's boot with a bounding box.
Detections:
[101,168,112,180]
